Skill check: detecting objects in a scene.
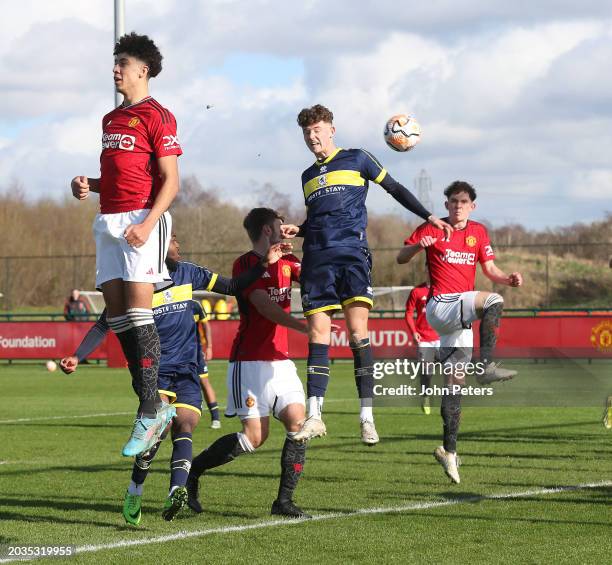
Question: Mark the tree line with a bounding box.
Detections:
[0,178,610,310]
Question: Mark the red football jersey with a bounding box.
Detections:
[230,251,301,362]
[99,97,182,214]
[404,220,495,296]
[405,283,439,342]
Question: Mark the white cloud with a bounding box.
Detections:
[570,169,612,199]
[0,2,610,229]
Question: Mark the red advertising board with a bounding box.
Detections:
[0,322,112,360]
[1,317,610,364]
[208,317,612,360]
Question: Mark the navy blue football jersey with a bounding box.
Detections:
[153,262,218,374]
[301,148,387,251]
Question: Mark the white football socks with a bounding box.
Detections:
[360,404,373,423]
[307,396,324,418]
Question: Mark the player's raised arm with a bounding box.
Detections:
[248,289,308,334]
[379,174,453,240]
[195,243,293,296]
[481,260,523,287]
[360,150,453,240]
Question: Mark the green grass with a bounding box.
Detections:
[1,361,610,564]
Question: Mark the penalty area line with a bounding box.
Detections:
[75,480,612,557]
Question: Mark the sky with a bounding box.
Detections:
[0,0,610,228]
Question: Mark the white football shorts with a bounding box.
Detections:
[94,209,172,290]
[225,360,305,419]
[426,291,479,357]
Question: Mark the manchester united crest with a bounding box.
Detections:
[282,265,292,277]
[465,235,477,247]
[245,396,256,408]
[591,320,612,351]
[128,117,140,127]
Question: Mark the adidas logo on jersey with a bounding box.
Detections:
[261,272,271,278]
[146,268,155,275]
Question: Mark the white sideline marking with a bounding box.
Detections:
[0,412,132,424]
[4,481,608,563]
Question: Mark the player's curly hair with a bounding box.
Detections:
[444,181,477,201]
[243,208,284,243]
[114,32,163,78]
[297,104,334,127]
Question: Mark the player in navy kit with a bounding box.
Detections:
[281,104,452,445]
[61,233,290,524]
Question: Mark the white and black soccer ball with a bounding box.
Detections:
[383,114,421,152]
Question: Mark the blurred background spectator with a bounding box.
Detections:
[63,289,90,321]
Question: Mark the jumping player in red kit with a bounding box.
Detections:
[405,280,440,415]
[398,181,523,483]
[70,33,182,457]
[187,208,314,518]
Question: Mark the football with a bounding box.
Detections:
[383,114,421,152]
[45,360,57,372]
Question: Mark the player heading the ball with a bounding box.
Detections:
[281,104,453,445]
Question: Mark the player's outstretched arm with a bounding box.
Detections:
[73,311,110,367]
[205,243,294,296]
[249,290,308,334]
[481,260,523,287]
[70,176,100,200]
[379,174,453,239]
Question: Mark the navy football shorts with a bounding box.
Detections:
[300,246,374,316]
[158,370,204,415]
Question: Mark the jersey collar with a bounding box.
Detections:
[119,95,152,110]
[315,147,342,166]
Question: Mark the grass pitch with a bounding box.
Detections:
[0,361,610,564]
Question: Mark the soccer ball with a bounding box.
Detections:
[383,114,421,152]
[46,360,57,372]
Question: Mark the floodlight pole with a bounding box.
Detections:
[114,0,125,107]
